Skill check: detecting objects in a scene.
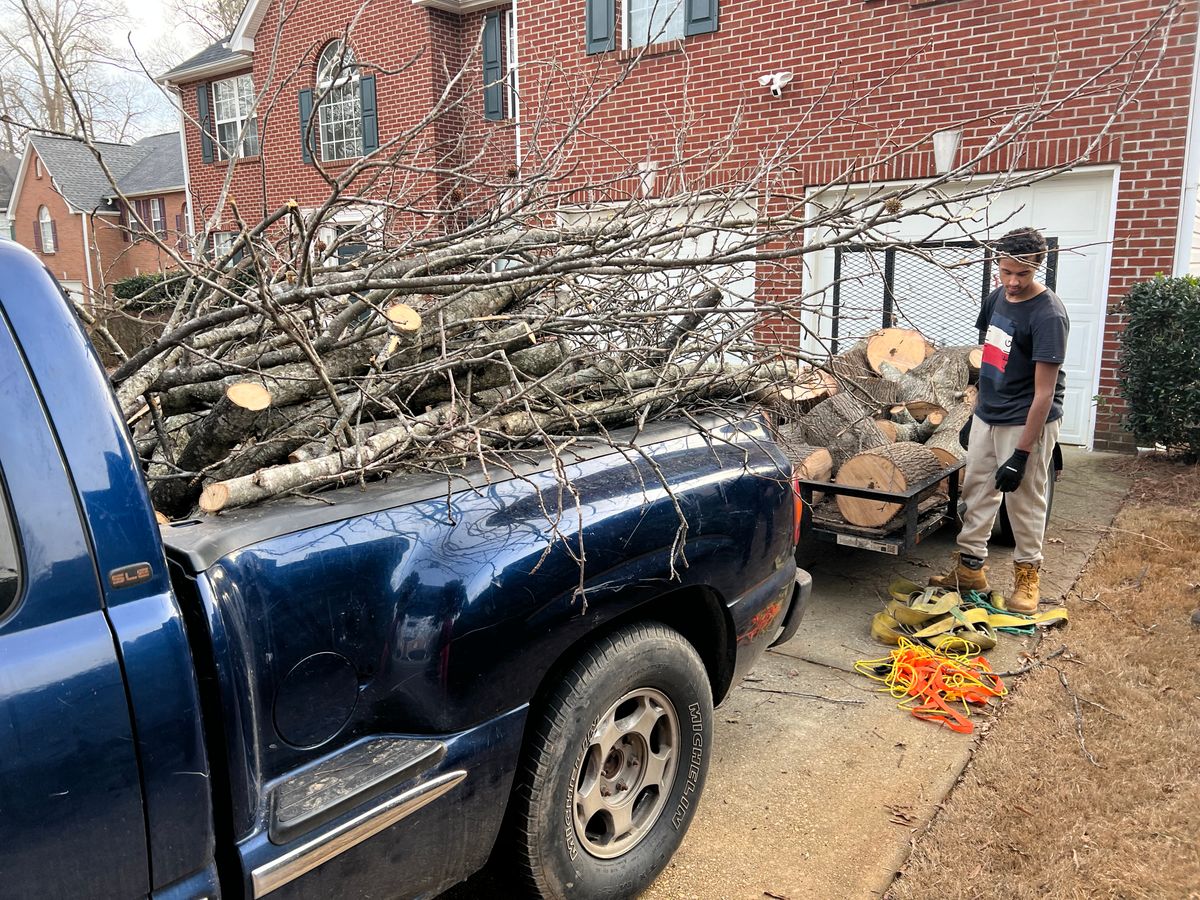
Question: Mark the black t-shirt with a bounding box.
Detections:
[974,286,1069,426]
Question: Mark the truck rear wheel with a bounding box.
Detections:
[509,623,713,898]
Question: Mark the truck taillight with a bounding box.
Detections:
[792,476,803,546]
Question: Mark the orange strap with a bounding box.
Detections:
[855,639,1006,734]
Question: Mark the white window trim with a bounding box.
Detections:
[505,8,518,122]
[623,0,686,50]
[308,205,381,266]
[150,198,166,236]
[38,205,55,253]
[316,41,363,162]
[212,74,260,160]
[212,231,238,256]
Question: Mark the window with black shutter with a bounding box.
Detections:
[483,11,505,120]
[588,0,718,52]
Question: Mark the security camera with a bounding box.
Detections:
[758,71,794,98]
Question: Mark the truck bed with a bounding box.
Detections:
[162,412,764,573]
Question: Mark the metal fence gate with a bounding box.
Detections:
[830,239,1059,353]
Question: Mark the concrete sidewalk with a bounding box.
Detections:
[639,448,1129,899]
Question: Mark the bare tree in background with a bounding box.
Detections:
[12,0,1185,520]
[172,0,245,44]
[0,0,161,147]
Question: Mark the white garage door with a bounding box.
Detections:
[805,169,1117,446]
[60,280,85,305]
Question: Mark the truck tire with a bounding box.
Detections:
[509,623,713,899]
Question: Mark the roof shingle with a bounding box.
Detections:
[160,39,250,82]
[30,132,184,212]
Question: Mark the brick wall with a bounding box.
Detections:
[174,0,516,237]
[13,147,89,288]
[495,0,1197,451]
[90,191,189,291]
[13,149,189,302]
[176,0,1198,449]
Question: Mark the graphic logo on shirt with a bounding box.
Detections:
[981,315,1015,378]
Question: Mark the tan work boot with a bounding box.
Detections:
[1009,561,1041,613]
[929,553,990,592]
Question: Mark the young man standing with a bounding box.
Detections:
[929,227,1068,613]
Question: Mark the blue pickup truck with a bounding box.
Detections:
[0,240,810,900]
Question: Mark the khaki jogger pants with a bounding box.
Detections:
[957,415,1061,564]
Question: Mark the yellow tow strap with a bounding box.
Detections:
[871,578,1068,654]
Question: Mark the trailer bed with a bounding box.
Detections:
[797,459,964,556]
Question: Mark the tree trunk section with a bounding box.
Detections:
[152,382,273,516]
[834,442,944,526]
[866,328,929,375]
[831,341,873,380]
[799,393,890,470]
[776,427,833,504]
[839,374,901,409]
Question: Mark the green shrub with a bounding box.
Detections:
[112,271,186,312]
[1118,274,1200,459]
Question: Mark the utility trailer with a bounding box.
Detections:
[796,459,965,556]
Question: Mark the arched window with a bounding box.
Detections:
[37,205,56,253]
[316,41,362,161]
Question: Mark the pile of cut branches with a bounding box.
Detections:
[114,220,801,518]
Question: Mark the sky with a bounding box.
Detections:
[111,0,212,137]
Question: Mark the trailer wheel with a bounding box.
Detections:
[509,623,713,899]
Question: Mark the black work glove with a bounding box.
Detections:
[995,449,1029,492]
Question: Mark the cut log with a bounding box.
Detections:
[892,415,940,443]
[151,382,274,515]
[925,402,974,494]
[834,442,945,527]
[889,401,948,422]
[288,420,397,464]
[830,341,873,380]
[200,405,452,513]
[385,303,422,332]
[908,348,971,400]
[159,345,372,416]
[799,393,890,470]
[866,328,928,375]
[785,365,838,405]
[932,345,984,382]
[776,427,833,505]
[875,419,898,442]
[839,374,902,409]
[926,402,975,463]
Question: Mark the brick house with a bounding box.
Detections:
[8,133,187,304]
[0,153,18,239]
[162,0,1200,452]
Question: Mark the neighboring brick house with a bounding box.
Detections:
[163,0,1200,452]
[8,133,187,304]
[0,154,18,239]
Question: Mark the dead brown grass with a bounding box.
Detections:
[889,458,1200,900]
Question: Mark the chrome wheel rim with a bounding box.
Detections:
[571,687,680,860]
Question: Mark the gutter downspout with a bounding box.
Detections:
[173,87,199,258]
[81,211,95,308]
[510,1,522,168]
[1172,12,1200,275]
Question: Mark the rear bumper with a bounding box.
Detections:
[728,562,811,690]
[770,567,812,649]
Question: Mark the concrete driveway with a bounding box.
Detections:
[443,448,1129,899]
[641,448,1129,899]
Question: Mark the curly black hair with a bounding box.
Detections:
[993,227,1048,266]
